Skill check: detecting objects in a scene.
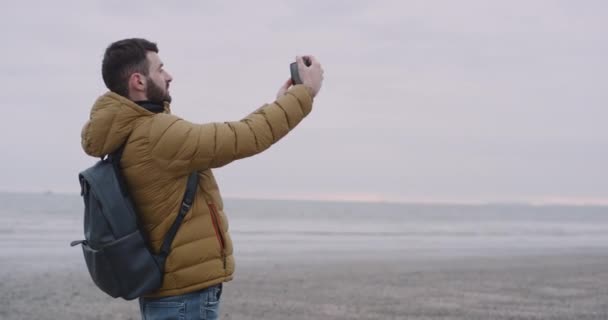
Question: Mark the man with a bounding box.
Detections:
[81,38,324,319]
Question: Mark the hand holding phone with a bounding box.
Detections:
[289,56,324,98]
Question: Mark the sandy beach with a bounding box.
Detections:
[2,249,608,319]
[1,194,607,319]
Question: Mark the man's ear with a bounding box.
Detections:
[128,73,146,93]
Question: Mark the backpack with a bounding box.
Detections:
[70,146,198,300]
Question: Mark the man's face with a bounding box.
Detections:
[144,52,173,103]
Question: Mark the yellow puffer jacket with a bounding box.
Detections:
[81,85,313,297]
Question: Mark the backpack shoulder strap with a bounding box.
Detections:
[158,172,199,258]
[108,145,128,197]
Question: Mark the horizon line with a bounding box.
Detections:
[1,190,607,207]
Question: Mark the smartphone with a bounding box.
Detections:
[290,57,312,85]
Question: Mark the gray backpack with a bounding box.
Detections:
[71,147,198,300]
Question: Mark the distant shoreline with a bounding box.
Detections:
[1,190,607,208]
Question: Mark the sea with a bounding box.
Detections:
[1,192,607,265]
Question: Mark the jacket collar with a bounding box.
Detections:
[135,101,165,114]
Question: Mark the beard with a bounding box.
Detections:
[146,77,172,104]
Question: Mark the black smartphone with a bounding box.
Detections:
[290,57,312,85]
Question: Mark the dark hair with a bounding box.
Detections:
[102,38,159,97]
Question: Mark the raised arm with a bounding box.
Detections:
[150,85,314,174]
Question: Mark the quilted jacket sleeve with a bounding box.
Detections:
[149,85,313,175]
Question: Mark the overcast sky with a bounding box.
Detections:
[0,1,606,204]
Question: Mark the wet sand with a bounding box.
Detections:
[2,248,607,320]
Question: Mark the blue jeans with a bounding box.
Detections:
[139,284,223,320]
